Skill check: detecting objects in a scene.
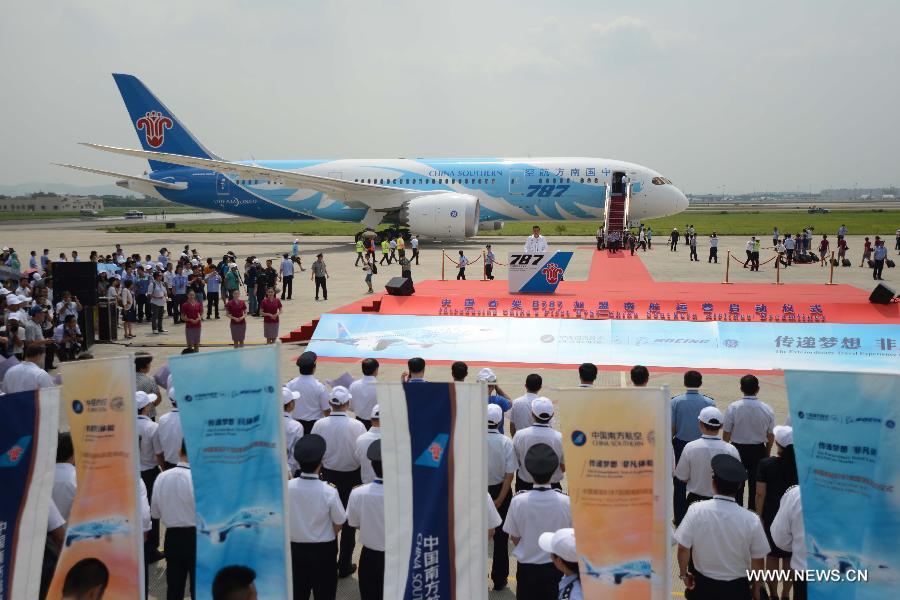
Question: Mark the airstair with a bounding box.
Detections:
[603,181,631,235]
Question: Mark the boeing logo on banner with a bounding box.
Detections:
[414,433,449,468]
[136,110,173,148]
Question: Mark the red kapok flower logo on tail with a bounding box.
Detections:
[136,111,173,148]
[542,262,564,284]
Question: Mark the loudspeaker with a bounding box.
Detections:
[869,283,896,304]
[96,298,119,342]
[52,262,98,305]
[385,277,414,296]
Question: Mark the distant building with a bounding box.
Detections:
[0,194,103,212]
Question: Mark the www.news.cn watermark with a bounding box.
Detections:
[747,569,869,583]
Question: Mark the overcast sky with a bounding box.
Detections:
[2,1,898,194]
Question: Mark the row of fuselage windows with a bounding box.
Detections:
[234,176,604,187]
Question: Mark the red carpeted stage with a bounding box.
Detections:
[282,249,897,371]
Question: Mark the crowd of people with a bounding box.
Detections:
[2,334,813,600]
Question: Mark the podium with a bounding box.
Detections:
[508,251,574,294]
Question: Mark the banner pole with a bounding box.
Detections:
[722,250,732,284]
[826,250,837,285]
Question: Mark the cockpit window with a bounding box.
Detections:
[652,177,673,185]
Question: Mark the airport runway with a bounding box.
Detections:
[0,210,239,231]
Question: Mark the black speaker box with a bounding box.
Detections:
[385,277,414,296]
[869,283,896,304]
[52,262,98,305]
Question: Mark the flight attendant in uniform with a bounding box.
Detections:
[311,387,366,578]
[503,444,572,600]
[675,454,770,600]
[346,440,386,600]
[287,434,346,600]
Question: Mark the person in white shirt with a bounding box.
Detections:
[151,441,196,600]
[287,434,347,599]
[135,390,164,562]
[456,250,468,280]
[512,397,565,491]
[279,252,295,301]
[674,406,740,505]
[538,528,583,600]
[675,454,769,600]
[154,386,184,469]
[287,351,331,434]
[3,345,54,393]
[349,358,379,429]
[52,432,77,520]
[282,387,304,474]
[723,374,775,510]
[355,405,381,484]
[525,225,549,253]
[487,404,517,591]
[771,486,807,599]
[709,233,720,264]
[503,444,572,598]
[346,439,386,600]
[509,373,543,435]
[311,386,366,577]
[410,234,420,265]
[743,237,755,268]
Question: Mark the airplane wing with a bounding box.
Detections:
[53,163,188,190]
[81,143,427,212]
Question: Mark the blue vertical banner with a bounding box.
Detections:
[170,345,290,600]
[786,370,900,599]
[0,389,59,600]
[380,382,487,600]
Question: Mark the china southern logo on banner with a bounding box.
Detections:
[507,251,574,294]
[415,434,449,468]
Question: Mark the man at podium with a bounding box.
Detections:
[524,226,548,253]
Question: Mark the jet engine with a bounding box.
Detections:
[401,193,480,239]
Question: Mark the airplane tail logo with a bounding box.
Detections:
[541,262,564,284]
[414,433,449,468]
[136,111,173,148]
[0,435,32,468]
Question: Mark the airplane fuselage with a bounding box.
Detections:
[141,157,688,226]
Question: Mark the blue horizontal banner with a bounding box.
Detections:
[308,313,900,371]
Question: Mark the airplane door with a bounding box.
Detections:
[509,170,526,195]
[216,173,230,196]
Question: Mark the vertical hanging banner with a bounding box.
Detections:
[558,387,670,600]
[380,382,487,600]
[48,357,143,599]
[0,388,59,600]
[785,370,900,600]
[170,345,290,600]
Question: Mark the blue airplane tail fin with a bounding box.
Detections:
[337,323,351,340]
[0,435,32,468]
[112,73,218,171]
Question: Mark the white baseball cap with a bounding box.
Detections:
[531,397,554,420]
[191,259,199,266]
[282,387,300,405]
[0,288,9,295]
[774,425,793,447]
[698,406,724,427]
[135,391,157,411]
[476,367,497,383]
[538,528,578,563]
[370,404,380,420]
[329,386,352,406]
[6,295,22,304]
[487,404,503,425]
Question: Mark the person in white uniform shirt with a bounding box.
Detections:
[771,486,807,600]
[525,225,549,253]
[675,454,769,600]
[52,432,77,520]
[723,374,775,510]
[287,434,346,599]
[151,441,196,600]
[674,406,741,505]
[135,390,164,563]
[282,387,304,475]
[503,444,572,600]
[509,373,543,436]
[346,439,386,600]
[487,404,517,591]
[154,386,184,469]
[311,385,366,578]
[349,358,379,429]
[577,363,597,387]
[355,405,382,484]
[287,351,331,434]
[3,345,53,393]
[512,397,565,491]
[538,528,583,600]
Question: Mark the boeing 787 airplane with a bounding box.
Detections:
[60,74,688,239]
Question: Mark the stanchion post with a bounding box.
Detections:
[775,253,783,285]
[722,250,733,284]
[826,250,837,285]
[441,250,446,281]
[482,250,487,280]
